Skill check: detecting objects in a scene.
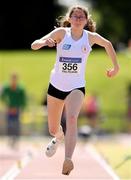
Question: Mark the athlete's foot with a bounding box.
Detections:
[45,126,64,157]
[62,159,74,175]
[45,138,60,157]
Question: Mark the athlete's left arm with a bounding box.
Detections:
[88,32,120,77]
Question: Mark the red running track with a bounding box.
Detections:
[0,138,120,180]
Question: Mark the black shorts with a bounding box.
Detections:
[47,83,85,100]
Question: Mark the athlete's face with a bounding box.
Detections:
[69,9,87,29]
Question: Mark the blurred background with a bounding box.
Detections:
[0,0,131,178]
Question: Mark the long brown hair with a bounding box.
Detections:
[55,5,96,32]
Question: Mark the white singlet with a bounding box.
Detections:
[50,27,92,91]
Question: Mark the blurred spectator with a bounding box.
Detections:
[78,93,102,139]
[0,72,27,149]
[41,92,49,136]
[84,94,100,129]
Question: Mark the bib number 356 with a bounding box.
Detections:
[62,63,78,71]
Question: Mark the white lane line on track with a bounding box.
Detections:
[86,144,120,180]
[0,151,33,180]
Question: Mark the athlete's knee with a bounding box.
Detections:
[48,127,58,136]
[49,126,64,139]
[69,115,77,124]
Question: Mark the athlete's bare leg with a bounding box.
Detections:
[47,95,64,137]
[45,95,65,157]
[62,90,84,175]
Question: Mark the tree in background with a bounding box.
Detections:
[91,0,131,47]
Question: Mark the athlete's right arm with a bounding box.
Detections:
[31,27,66,50]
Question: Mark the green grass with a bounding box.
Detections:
[94,139,131,179]
[0,49,131,132]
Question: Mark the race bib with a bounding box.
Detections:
[59,57,82,74]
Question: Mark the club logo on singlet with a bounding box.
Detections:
[62,44,71,50]
[59,57,82,74]
[81,45,88,53]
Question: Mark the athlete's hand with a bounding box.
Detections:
[106,66,119,78]
[45,38,56,47]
